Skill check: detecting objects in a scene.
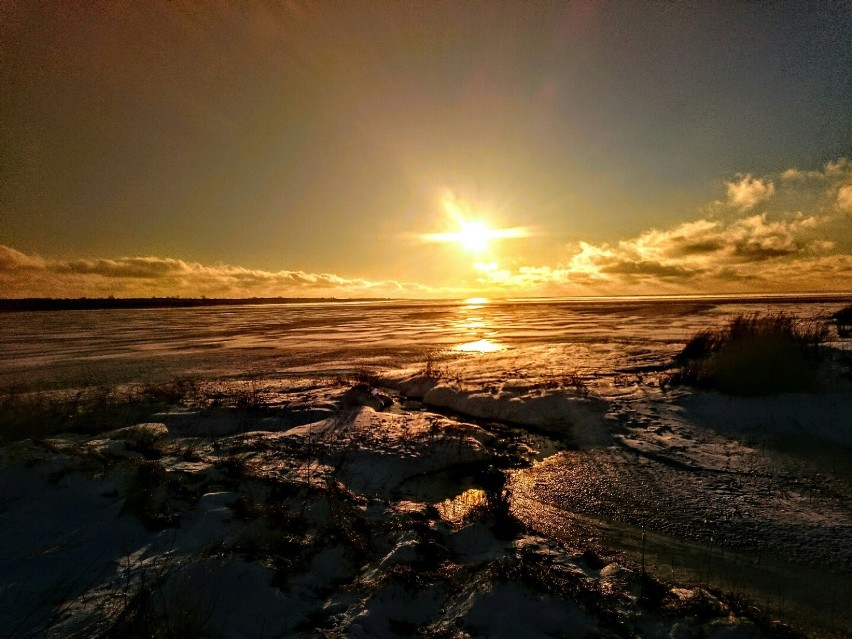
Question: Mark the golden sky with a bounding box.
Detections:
[1,2,851,298]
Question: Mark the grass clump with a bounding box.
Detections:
[534,371,589,395]
[673,313,828,396]
[95,555,213,639]
[0,386,142,444]
[0,378,205,444]
[213,452,256,481]
[831,304,852,337]
[139,378,201,406]
[121,462,182,531]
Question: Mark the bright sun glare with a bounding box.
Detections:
[420,194,531,255]
[458,221,490,253]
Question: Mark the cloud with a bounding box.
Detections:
[471,157,852,295]
[782,157,852,184]
[781,168,822,181]
[778,157,852,218]
[599,260,696,278]
[0,244,46,271]
[608,212,828,270]
[57,257,192,279]
[725,174,775,211]
[0,246,437,299]
[837,185,852,213]
[5,156,852,299]
[825,157,852,177]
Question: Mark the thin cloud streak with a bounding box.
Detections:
[0,246,440,299]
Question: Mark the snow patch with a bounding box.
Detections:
[422,383,610,438]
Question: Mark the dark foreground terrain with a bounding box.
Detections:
[2,366,850,638]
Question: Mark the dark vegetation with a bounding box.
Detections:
[2,365,830,637]
[0,379,283,445]
[0,296,390,312]
[0,381,200,445]
[121,462,184,531]
[0,386,154,444]
[672,313,830,395]
[832,303,852,337]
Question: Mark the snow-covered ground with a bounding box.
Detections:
[1,296,850,637]
[1,377,823,639]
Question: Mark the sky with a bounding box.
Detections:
[1,0,851,299]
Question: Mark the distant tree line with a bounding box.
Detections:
[0,297,391,312]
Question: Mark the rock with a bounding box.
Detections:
[108,422,169,443]
[582,548,606,570]
[105,440,145,460]
[395,375,440,399]
[600,563,633,578]
[341,385,393,410]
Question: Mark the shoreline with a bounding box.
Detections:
[1,291,849,313]
[0,296,395,313]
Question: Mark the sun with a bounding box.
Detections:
[421,219,502,254]
[419,194,532,255]
[457,221,491,253]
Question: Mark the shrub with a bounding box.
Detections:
[98,556,212,639]
[673,313,828,396]
[0,386,146,443]
[214,453,256,481]
[139,378,200,405]
[121,462,180,531]
[831,304,852,337]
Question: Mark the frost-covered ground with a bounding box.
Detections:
[1,296,850,637]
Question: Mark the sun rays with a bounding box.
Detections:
[420,193,531,255]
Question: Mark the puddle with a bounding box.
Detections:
[592,511,850,637]
[392,465,491,503]
[509,490,852,637]
[435,488,488,526]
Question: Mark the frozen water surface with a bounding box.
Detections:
[1,295,847,390]
[1,294,851,636]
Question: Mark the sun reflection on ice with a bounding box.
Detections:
[463,297,489,306]
[453,297,505,352]
[454,338,505,353]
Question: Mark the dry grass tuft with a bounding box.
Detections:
[121,462,181,531]
[831,303,852,337]
[672,313,829,395]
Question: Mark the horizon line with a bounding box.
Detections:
[1,290,850,312]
